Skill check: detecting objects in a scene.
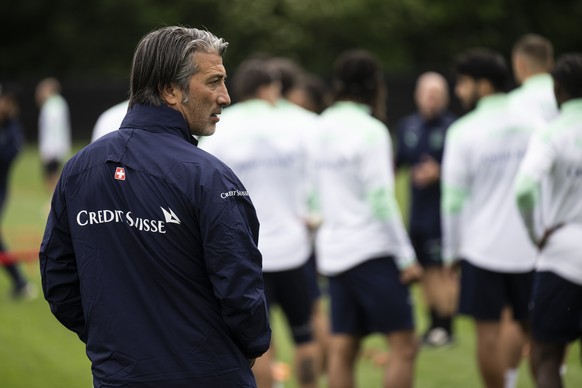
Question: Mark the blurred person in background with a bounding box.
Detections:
[503,32,560,387]
[287,73,331,114]
[40,26,270,387]
[269,56,331,380]
[395,71,458,348]
[270,57,329,120]
[269,57,307,109]
[441,48,542,388]
[35,77,71,194]
[510,33,559,122]
[313,49,422,388]
[91,99,129,142]
[0,87,36,300]
[514,53,582,388]
[200,57,321,388]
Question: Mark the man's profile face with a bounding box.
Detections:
[177,52,231,137]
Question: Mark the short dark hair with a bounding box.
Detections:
[268,57,304,97]
[293,74,330,114]
[455,48,509,92]
[513,33,554,70]
[232,58,278,101]
[129,26,228,108]
[333,49,383,106]
[552,53,582,99]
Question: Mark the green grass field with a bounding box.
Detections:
[0,145,580,387]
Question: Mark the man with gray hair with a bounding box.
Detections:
[40,26,270,387]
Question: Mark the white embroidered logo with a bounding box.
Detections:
[75,207,182,234]
[161,207,181,225]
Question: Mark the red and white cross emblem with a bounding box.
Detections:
[114,167,126,181]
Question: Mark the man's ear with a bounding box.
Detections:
[513,54,528,83]
[160,84,181,106]
[476,78,495,97]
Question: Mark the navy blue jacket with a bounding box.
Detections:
[40,104,271,387]
[395,111,456,236]
[0,118,24,213]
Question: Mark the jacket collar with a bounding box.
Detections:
[120,104,197,145]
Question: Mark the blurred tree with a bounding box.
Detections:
[1,0,580,143]
[1,0,580,78]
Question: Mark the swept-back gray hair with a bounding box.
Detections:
[129,26,228,108]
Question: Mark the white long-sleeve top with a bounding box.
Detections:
[313,102,416,276]
[509,74,559,123]
[38,94,72,162]
[199,99,316,272]
[509,74,560,237]
[91,100,129,142]
[515,98,582,285]
[441,94,540,272]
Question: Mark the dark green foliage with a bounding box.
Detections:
[1,0,580,78]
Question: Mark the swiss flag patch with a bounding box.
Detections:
[114,167,126,181]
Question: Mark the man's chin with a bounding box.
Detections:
[193,126,216,137]
[204,126,217,136]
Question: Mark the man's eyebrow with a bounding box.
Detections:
[208,71,227,79]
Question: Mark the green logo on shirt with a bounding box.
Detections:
[404,131,418,148]
[429,130,444,150]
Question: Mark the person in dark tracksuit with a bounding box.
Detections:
[395,72,457,347]
[39,26,271,388]
[0,90,36,300]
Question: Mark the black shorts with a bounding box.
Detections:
[328,256,414,336]
[43,159,61,177]
[263,259,317,344]
[459,260,533,322]
[530,271,582,344]
[304,250,325,300]
[410,231,442,268]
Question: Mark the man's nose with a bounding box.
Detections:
[217,84,231,107]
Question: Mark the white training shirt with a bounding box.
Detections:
[199,99,316,272]
[38,94,71,162]
[515,98,582,285]
[509,73,560,237]
[508,73,559,123]
[441,94,541,272]
[313,101,416,276]
[91,100,129,142]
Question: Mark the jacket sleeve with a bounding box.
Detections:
[199,169,271,359]
[361,124,417,269]
[39,169,86,342]
[441,126,470,264]
[514,130,555,243]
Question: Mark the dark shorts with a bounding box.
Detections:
[328,256,414,336]
[459,260,533,322]
[263,259,317,344]
[530,271,582,344]
[410,231,442,267]
[43,159,61,178]
[304,250,324,300]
